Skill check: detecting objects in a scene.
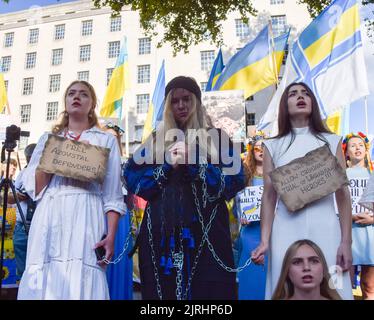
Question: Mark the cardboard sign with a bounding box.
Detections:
[237,186,263,222]
[270,145,349,212]
[359,173,374,212]
[37,134,110,184]
[349,177,370,214]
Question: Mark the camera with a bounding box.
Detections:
[3,125,30,151]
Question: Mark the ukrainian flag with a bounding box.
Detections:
[100,37,129,119]
[290,0,369,117]
[142,60,165,142]
[213,25,288,99]
[205,49,224,91]
[0,66,9,114]
[259,0,369,131]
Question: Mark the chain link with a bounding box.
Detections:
[192,172,253,274]
[146,205,163,300]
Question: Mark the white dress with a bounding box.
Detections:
[17,126,127,300]
[263,127,353,300]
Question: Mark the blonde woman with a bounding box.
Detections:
[272,239,342,300]
[123,76,245,300]
[343,132,374,299]
[18,81,126,299]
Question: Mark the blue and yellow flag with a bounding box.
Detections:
[0,66,9,114]
[259,0,369,131]
[290,0,369,118]
[205,49,224,91]
[142,60,165,142]
[100,37,129,119]
[213,25,288,99]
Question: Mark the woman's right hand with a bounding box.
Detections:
[251,241,268,265]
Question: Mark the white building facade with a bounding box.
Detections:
[0,0,311,154]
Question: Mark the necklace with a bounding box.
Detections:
[64,129,82,141]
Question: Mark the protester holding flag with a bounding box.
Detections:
[17,80,126,300]
[342,132,374,299]
[123,76,245,300]
[235,131,267,300]
[251,82,353,300]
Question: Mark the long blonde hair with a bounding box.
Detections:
[272,239,342,300]
[148,89,217,162]
[52,80,99,134]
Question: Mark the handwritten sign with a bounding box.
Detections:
[37,134,110,184]
[359,173,374,212]
[349,177,369,214]
[237,186,263,222]
[270,145,349,212]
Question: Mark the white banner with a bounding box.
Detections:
[237,186,263,222]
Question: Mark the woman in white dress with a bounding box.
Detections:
[17,81,126,300]
[251,82,353,300]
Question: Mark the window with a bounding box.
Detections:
[46,101,59,121]
[4,80,8,92]
[108,41,120,58]
[28,28,39,44]
[235,19,250,38]
[137,65,150,83]
[79,45,91,62]
[271,15,287,37]
[77,71,89,82]
[136,94,150,114]
[54,24,65,40]
[270,0,285,4]
[20,104,31,123]
[49,74,61,92]
[51,48,63,65]
[4,32,14,47]
[135,125,144,141]
[200,82,208,92]
[246,112,255,126]
[81,20,93,36]
[200,51,215,71]
[106,68,114,85]
[25,52,37,69]
[138,38,151,55]
[22,78,34,95]
[110,16,121,32]
[1,56,11,72]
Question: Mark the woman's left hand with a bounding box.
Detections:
[355,212,374,226]
[94,234,115,268]
[336,242,352,272]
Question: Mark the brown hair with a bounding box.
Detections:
[52,80,99,134]
[272,239,342,300]
[243,140,263,186]
[273,82,332,150]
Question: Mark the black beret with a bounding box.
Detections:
[165,76,201,102]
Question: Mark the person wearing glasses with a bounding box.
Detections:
[235,132,267,300]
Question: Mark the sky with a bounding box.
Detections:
[0,0,77,14]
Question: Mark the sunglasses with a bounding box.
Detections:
[254,146,263,152]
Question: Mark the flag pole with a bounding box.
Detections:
[125,96,129,157]
[364,96,369,136]
[268,20,279,89]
